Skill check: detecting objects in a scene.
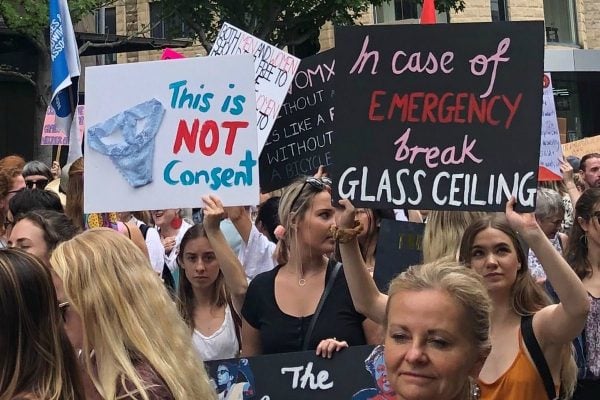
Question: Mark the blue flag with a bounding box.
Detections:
[49,0,81,161]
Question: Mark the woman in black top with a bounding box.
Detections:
[241,177,368,356]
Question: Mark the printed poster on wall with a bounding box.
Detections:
[210,22,301,153]
[205,345,396,399]
[83,56,259,213]
[41,105,85,145]
[330,22,545,211]
[260,50,335,192]
[539,72,562,181]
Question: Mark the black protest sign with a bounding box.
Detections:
[205,345,397,399]
[260,50,335,193]
[374,220,424,293]
[330,22,544,211]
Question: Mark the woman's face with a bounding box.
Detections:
[181,236,221,289]
[355,208,374,242]
[8,219,50,262]
[151,209,178,228]
[295,191,336,256]
[24,174,50,189]
[578,202,600,249]
[384,289,483,400]
[467,227,521,292]
[537,213,563,239]
[51,271,85,350]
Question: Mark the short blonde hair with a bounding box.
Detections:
[386,259,492,358]
[50,228,215,400]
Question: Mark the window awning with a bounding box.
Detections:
[76,32,193,56]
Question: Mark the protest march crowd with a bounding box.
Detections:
[1,3,599,399]
[0,149,599,400]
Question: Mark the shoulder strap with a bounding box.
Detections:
[302,261,342,351]
[521,315,557,400]
[139,223,150,240]
[227,298,243,355]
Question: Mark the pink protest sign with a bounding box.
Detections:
[161,48,185,60]
[41,105,85,146]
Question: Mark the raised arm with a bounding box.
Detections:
[561,157,581,206]
[202,195,248,314]
[226,206,253,244]
[336,199,388,324]
[505,197,589,345]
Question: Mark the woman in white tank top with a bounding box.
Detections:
[177,195,248,361]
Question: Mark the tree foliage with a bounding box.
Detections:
[160,0,466,54]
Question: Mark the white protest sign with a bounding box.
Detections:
[539,73,563,181]
[84,55,259,213]
[210,22,300,152]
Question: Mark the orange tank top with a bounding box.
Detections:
[478,330,558,400]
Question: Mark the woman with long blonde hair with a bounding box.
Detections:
[50,228,215,400]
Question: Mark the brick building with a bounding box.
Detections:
[97,0,600,139]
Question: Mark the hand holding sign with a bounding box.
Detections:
[337,198,358,230]
[202,195,226,233]
[505,196,539,237]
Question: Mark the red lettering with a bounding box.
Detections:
[408,92,424,123]
[173,119,199,154]
[222,121,249,155]
[486,96,501,126]
[200,120,219,156]
[468,95,486,124]
[388,93,409,121]
[422,93,438,123]
[369,90,385,121]
[453,93,468,123]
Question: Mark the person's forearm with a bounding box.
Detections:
[206,229,248,311]
[523,227,589,317]
[338,238,387,324]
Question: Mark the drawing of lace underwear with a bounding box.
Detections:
[87,98,165,188]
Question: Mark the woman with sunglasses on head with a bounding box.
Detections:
[241,176,370,358]
[0,249,85,400]
[564,188,600,399]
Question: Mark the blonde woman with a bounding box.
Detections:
[422,210,488,263]
[50,228,216,400]
[384,260,492,400]
[337,198,587,400]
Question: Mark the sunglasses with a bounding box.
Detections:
[58,301,70,323]
[25,179,49,189]
[7,187,24,195]
[289,177,332,213]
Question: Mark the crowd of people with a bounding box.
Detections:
[0,152,599,400]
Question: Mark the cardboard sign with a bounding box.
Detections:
[330,22,545,211]
[260,50,335,192]
[562,135,600,159]
[210,22,301,152]
[539,73,562,181]
[205,345,396,399]
[84,56,259,213]
[373,220,424,293]
[41,105,85,145]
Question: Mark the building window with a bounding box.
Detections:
[95,7,117,64]
[490,0,507,22]
[543,0,578,45]
[149,1,190,39]
[374,0,419,24]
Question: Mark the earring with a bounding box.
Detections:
[469,377,481,400]
[580,234,588,247]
